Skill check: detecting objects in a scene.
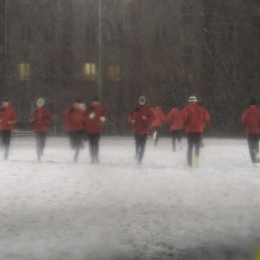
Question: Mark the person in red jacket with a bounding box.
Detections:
[167,107,183,151]
[0,98,17,160]
[182,96,210,167]
[241,99,260,165]
[85,95,106,164]
[30,98,52,162]
[65,99,85,162]
[150,106,166,146]
[128,96,155,163]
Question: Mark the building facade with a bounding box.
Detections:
[0,0,259,135]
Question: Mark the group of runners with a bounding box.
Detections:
[0,95,259,167]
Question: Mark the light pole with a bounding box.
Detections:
[98,0,102,101]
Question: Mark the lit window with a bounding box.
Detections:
[107,65,120,81]
[84,63,96,80]
[19,63,30,81]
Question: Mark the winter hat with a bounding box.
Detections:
[250,99,257,106]
[3,97,8,102]
[92,95,100,102]
[139,96,146,103]
[37,98,45,106]
[189,96,197,103]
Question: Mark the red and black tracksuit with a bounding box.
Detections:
[241,105,260,163]
[0,106,17,160]
[128,104,154,163]
[182,103,210,166]
[30,107,52,160]
[65,106,85,162]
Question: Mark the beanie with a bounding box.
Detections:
[37,98,45,106]
[139,96,146,103]
[189,96,197,103]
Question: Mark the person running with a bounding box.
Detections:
[85,95,106,164]
[241,99,260,166]
[182,96,210,167]
[0,98,17,160]
[65,99,85,162]
[128,96,154,164]
[30,98,52,162]
[150,106,166,146]
[167,107,183,151]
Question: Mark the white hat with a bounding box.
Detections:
[189,96,197,103]
[37,98,45,105]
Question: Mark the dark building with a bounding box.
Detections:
[0,0,259,135]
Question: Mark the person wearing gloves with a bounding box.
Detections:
[166,107,183,151]
[85,95,106,164]
[0,98,17,160]
[65,99,85,162]
[128,96,154,164]
[30,98,52,162]
[241,99,260,166]
[150,106,166,146]
[182,96,210,167]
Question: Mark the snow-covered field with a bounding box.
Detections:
[1,136,260,260]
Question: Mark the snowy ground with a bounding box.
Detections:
[0,136,260,260]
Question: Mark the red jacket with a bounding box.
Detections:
[65,106,85,132]
[0,106,17,131]
[30,107,52,133]
[128,105,155,134]
[182,103,210,133]
[241,105,260,135]
[167,108,183,130]
[151,107,166,127]
[85,104,106,133]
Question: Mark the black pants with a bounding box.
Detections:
[171,130,182,151]
[135,133,147,163]
[187,133,202,166]
[35,133,47,159]
[1,130,11,160]
[68,131,83,162]
[150,126,161,146]
[88,133,100,160]
[247,134,260,163]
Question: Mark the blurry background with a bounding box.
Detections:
[0,0,259,136]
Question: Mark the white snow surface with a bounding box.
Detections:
[0,136,260,260]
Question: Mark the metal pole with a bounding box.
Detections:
[98,0,102,101]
